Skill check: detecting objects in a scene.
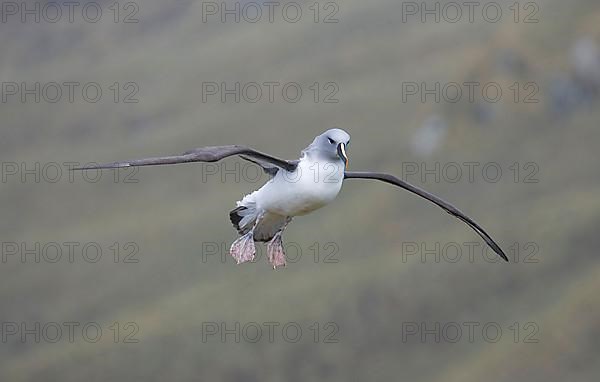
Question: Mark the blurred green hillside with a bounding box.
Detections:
[1,0,600,381]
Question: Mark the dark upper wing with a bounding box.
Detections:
[344,171,508,262]
[72,145,298,172]
[239,155,300,177]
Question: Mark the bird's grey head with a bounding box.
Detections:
[304,128,351,168]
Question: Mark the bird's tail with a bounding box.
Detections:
[230,202,289,242]
[230,202,258,235]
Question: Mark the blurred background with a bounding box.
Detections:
[1,0,599,381]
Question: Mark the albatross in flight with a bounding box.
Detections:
[74,128,508,268]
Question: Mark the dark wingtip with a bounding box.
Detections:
[70,162,130,171]
[490,242,509,262]
[487,240,509,262]
[488,239,509,262]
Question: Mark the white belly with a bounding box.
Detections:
[253,157,344,216]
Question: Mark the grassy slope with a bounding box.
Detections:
[1,0,600,380]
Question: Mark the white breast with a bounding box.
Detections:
[254,155,345,216]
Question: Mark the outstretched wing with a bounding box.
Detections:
[344,171,508,262]
[72,145,298,172]
[239,155,300,177]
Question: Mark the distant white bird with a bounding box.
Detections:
[411,115,448,157]
[571,37,600,86]
[74,128,508,268]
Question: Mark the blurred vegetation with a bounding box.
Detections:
[1,0,600,381]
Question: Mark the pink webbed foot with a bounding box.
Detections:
[230,232,256,264]
[267,232,286,270]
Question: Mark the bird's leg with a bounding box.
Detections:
[229,213,263,265]
[267,217,292,270]
[230,232,256,264]
[266,232,285,269]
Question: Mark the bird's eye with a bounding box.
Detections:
[327,138,335,144]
